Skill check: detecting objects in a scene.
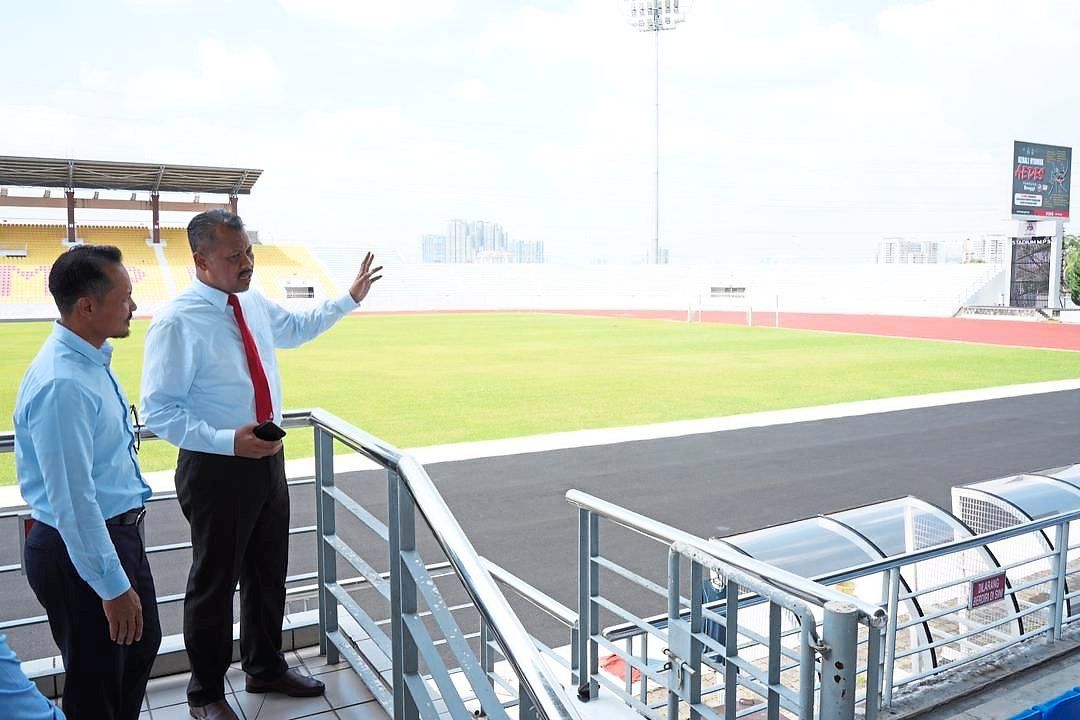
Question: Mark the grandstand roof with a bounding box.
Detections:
[0,156,262,195]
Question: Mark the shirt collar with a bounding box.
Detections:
[51,322,113,367]
[192,277,232,312]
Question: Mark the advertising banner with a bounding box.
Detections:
[1012,141,1071,218]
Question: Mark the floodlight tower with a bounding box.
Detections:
[621,0,690,264]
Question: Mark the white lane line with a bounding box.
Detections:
[3,378,1079,506]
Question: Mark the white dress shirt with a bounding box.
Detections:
[14,323,150,599]
[141,278,358,455]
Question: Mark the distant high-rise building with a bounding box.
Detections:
[511,240,544,264]
[421,234,447,263]
[474,249,512,264]
[465,221,507,257]
[963,235,1007,264]
[430,219,537,263]
[646,246,669,264]
[447,219,469,263]
[877,238,939,264]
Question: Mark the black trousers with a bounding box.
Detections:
[24,521,162,720]
[175,449,290,706]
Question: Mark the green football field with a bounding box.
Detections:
[1,312,1078,486]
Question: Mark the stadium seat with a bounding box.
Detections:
[1041,689,1080,720]
[1009,708,1041,720]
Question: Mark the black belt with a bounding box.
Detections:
[105,507,146,526]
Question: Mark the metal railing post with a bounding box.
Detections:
[863,623,882,720]
[519,689,538,720]
[799,623,815,720]
[480,620,495,686]
[820,601,858,719]
[724,579,739,714]
[666,549,680,720]
[882,568,900,709]
[313,427,338,663]
[570,622,580,679]
[576,508,587,694]
[767,602,781,720]
[577,508,598,701]
[639,631,650,706]
[688,559,703,719]
[389,469,419,720]
[1053,520,1071,641]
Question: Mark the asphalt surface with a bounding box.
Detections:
[3,388,1079,659]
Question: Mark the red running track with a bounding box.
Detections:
[545,309,1080,351]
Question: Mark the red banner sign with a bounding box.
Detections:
[969,573,1007,609]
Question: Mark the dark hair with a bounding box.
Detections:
[188,209,245,254]
[48,245,124,316]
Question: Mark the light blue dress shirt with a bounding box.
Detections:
[141,278,358,455]
[0,634,64,720]
[13,323,150,601]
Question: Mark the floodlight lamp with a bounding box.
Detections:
[620,0,690,31]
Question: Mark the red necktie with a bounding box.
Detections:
[227,294,273,423]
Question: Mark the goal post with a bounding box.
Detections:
[689,284,752,325]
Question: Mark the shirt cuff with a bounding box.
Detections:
[94,568,132,601]
[335,293,360,314]
[212,428,236,456]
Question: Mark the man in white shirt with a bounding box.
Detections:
[141,211,380,720]
[16,245,158,720]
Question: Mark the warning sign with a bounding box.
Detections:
[969,573,1007,609]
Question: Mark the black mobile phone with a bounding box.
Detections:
[253,421,287,441]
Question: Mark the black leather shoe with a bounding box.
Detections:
[245,667,325,697]
[188,700,240,720]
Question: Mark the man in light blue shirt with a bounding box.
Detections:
[0,634,65,719]
[15,245,160,720]
[141,210,381,720]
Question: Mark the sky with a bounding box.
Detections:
[1,0,1076,264]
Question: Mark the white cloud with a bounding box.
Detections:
[197,42,278,89]
[455,79,492,103]
[71,40,278,111]
[278,0,456,31]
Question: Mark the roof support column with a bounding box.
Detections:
[65,190,76,244]
[228,195,238,215]
[151,191,161,244]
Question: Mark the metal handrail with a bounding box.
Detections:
[3,410,582,720]
[567,489,886,627]
[484,558,578,629]
[306,409,582,720]
[0,409,312,498]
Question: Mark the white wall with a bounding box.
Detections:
[0,259,1009,320]
[308,251,1008,318]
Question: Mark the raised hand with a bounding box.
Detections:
[349,252,383,303]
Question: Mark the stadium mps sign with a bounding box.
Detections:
[1012,141,1072,219]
